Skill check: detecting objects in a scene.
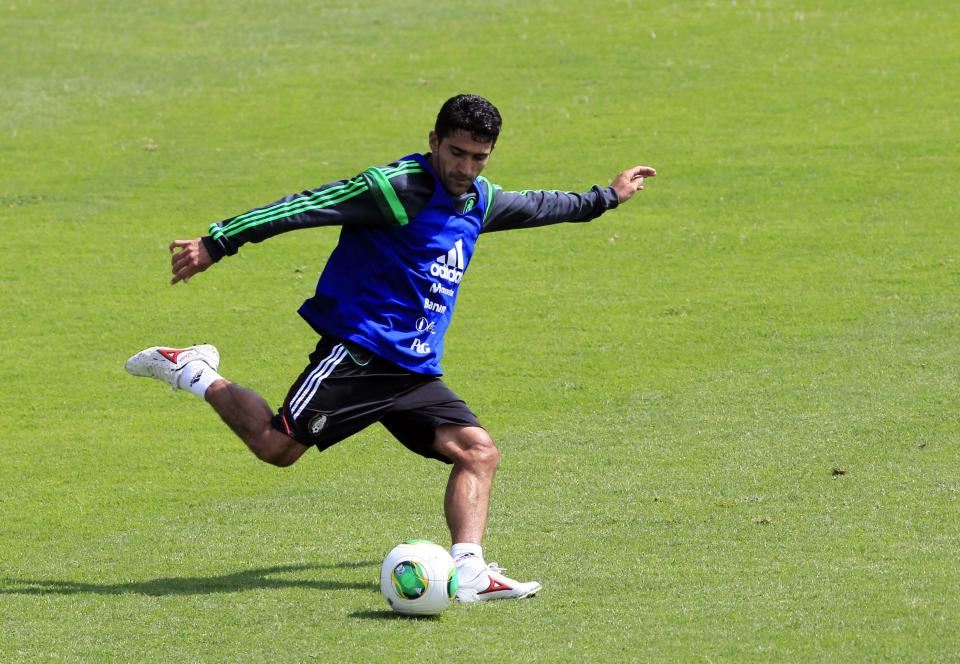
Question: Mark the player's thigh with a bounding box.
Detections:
[382,380,486,463]
[274,337,403,452]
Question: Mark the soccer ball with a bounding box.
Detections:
[380,539,459,616]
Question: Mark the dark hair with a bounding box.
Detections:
[435,94,502,144]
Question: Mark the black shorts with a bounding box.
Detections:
[270,336,481,462]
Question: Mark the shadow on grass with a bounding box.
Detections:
[0,561,378,597]
[350,609,440,621]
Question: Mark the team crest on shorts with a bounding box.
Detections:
[309,414,328,435]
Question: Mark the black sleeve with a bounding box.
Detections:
[479,183,621,234]
[202,158,433,261]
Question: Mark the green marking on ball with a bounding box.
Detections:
[447,566,459,599]
[391,561,429,599]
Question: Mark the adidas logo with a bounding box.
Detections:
[189,368,205,387]
[430,239,465,284]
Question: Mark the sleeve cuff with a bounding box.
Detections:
[595,185,620,210]
[201,234,227,262]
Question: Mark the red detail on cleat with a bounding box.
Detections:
[479,576,513,595]
[157,348,185,364]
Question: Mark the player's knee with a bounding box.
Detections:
[457,428,500,470]
[434,425,499,470]
[250,433,305,467]
[478,441,500,471]
[258,449,297,467]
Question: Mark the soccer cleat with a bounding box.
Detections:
[454,562,541,603]
[125,344,220,391]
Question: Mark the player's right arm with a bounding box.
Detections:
[169,158,431,285]
[480,165,656,234]
[170,238,214,285]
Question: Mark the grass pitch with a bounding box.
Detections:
[2,1,958,661]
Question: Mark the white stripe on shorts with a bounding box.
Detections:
[289,343,348,420]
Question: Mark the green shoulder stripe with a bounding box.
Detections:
[362,161,422,226]
[381,159,424,178]
[212,160,423,238]
[477,176,498,224]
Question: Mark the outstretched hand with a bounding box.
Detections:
[611,165,657,203]
[170,238,213,284]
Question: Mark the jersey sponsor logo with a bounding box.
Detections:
[423,297,447,314]
[430,262,462,283]
[416,317,437,334]
[431,239,465,284]
[411,338,431,355]
[430,282,455,297]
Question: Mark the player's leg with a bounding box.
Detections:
[204,380,308,467]
[430,425,539,601]
[432,424,499,545]
[125,344,307,466]
[384,381,541,602]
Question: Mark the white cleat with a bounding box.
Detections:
[455,563,541,603]
[125,344,220,391]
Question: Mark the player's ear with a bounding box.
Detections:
[428,131,439,153]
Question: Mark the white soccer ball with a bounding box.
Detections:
[380,539,458,616]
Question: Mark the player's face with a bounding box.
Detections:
[428,129,494,196]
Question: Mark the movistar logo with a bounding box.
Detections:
[430,282,455,297]
[430,239,465,284]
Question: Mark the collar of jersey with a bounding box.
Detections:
[414,152,481,214]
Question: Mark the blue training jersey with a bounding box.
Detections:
[297,153,488,375]
[201,152,622,375]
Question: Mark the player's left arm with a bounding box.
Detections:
[168,159,433,285]
[480,165,656,233]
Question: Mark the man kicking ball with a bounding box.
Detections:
[126,94,655,602]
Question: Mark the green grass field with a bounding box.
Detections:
[3,0,958,661]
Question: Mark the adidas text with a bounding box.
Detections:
[430,262,463,284]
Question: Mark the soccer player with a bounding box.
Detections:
[126,94,655,602]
